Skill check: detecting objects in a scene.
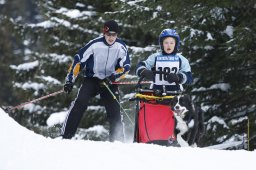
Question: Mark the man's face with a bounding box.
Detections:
[163,37,176,54]
[104,32,117,45]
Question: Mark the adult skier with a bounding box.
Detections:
[62,20,130,142]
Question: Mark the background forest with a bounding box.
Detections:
[0,0,255,150]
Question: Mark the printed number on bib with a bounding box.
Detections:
[157,67,178,81]
[155,56,180,85]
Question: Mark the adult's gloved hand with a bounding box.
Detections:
[107,74,116,82]
[103,74,116,86]
[140,69,154,81]
[63,81,73,93]
[166,73,183,84]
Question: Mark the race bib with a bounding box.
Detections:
[155,56,180,85]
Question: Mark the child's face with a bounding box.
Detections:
[163,37,176,54]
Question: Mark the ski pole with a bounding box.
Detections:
[6,89,64,112]
[111,81,151,85]
[247,116,250,151]
[102,82,134,126]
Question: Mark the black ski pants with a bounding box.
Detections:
[61,77,124,142]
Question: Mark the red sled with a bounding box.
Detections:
[133,96,177,146]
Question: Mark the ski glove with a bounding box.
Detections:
[103,74,116,86]
[63,81,73,93]
[166,73,183,84]
[107,74,116,82]
[140,69,154,81]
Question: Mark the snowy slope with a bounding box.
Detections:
[0,108,255,170]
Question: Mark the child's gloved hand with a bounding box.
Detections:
[166,73,183,84]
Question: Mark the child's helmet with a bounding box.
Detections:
[159,29,180,53]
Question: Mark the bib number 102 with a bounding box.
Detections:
[157,67,177,81]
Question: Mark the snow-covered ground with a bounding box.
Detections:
[0,108,255,170]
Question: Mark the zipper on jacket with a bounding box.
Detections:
[105,47,110,76]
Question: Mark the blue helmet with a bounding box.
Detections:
[159,29,180,53]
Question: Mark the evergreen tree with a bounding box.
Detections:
[8,0,129,139]
[2,0,255,149]
[0,0,37,106]
[108,0,256,149]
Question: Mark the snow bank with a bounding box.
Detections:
[0,108,255,170]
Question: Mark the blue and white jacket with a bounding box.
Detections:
[66,36,130,83]
[136,52,193,91]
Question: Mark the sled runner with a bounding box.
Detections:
[131,87,181,146]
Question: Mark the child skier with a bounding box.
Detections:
[136,28,193,91]
[135,28,193,146]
